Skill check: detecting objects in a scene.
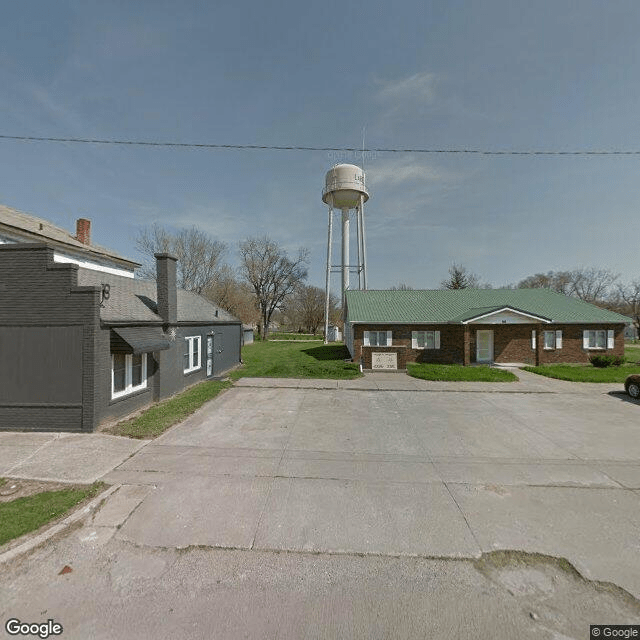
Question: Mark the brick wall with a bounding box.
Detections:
[0,244,100,432]
[351,322,626,366]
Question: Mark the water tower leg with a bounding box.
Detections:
[356,201,364,290]
[324,206,333,344]
[360,195,368,290]
[341,208,350,307]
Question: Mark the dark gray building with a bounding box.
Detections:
[0,243,241,432]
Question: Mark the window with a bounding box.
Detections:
[412,331,440,349]
[184,336,202,372]
[583,329,613,350]
[363,331,391,346]
[544,330,562,350]
[111,353,147,399]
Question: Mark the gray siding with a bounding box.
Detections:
[0,245,99,432]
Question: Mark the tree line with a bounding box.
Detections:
[136,225,639,339]
[136,224,335,340]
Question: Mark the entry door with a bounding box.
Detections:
[206,335,214,377]
[476,330,494,363]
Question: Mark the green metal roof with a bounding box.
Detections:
[344,289,632,324]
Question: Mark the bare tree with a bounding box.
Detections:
[613,280,640,336]
[517,268,618,303]
[284,284,336,334]
[238,236,309,340]
[570,267,618,304]
[136,224,227,294]
[389,283,414,290]
[440,263,481,290]
[517,270,574,295]
[203,265,261,327]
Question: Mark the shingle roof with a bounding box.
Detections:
[345,289,632,324]
[77,269,239,324]
[0,204,139,268]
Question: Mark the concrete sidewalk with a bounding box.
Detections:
[0,431,148,484]
[235,368,625,395]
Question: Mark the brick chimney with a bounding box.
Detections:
[76,218,91,245]
[155,253,178,325]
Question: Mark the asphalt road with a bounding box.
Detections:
[2,373,639,639]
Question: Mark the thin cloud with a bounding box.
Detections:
[375,71,437,104]
[366,155,453,187]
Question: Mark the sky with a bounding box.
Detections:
[1,0,640,291]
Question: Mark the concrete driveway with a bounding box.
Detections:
[98,373,640,598]
[3,372,640,638]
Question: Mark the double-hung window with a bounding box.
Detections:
[583,329,613,350]
[544,330,563,350]
[184,336,202,373]
[363,331,391,346]
[112,353,147,399]
[412,331,440,349]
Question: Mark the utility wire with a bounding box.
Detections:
[1,133,640,155]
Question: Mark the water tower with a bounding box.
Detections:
[322,163,369,343]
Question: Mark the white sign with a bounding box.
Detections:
[372,352,397,370]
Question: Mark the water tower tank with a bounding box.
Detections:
[322,164,369,209]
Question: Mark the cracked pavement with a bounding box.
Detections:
[2,373,640,638]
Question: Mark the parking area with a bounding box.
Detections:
[98,378,640,598]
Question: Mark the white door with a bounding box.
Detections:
[476,330,493,363]
[206,335,213,376]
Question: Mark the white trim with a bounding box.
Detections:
[462,307,551,324]
[583,329,608,350]
[531,329,536,350]
[111,353,147,399]
[607,329,614,349]
[184,335,202,373]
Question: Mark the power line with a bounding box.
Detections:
[1,133,640,155]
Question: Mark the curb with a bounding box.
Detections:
[0,484,120,565]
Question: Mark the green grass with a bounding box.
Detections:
[0,482,104,547]
[523,362,640,382]
[625,343,640,362]
[229,340,361,380]
[108,380,232,439]
[267,332,323,341]
[407,363,518,382]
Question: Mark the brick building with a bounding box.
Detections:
[0,244,241,432]
[344,289,631,370]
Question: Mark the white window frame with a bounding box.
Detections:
[363,330,392,347]
[543,330,563,350]
[184,335,202,373]
[583,329,609,350]
[412,330,441,349]
[111,353,147,399]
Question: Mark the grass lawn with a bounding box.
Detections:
[522,363,640,383]
[0,482,104,547]
[625,342,640,362]
[107,380,232,439]
[229,340,361,380]
[407,363,518,382]
[267,332,323,341]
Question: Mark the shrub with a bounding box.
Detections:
[589,354,624,368]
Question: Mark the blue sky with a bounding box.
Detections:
[1,0,639,289]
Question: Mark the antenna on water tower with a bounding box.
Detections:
[322,163,369,344]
